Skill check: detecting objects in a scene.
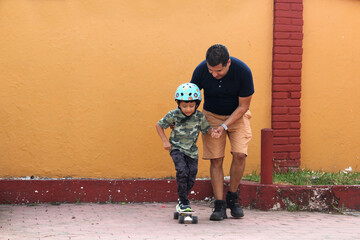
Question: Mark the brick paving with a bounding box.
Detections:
[0,201,359,240]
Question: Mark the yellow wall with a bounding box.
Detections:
[0,1,273,178]
[302,0,360,171]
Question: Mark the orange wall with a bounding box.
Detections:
[0,1,273,178]
[302,0,360,172]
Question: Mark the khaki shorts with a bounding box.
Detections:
[202,109,252,159]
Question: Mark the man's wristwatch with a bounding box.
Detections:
[221,123,228,131]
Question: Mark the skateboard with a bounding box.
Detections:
[173,210,198,224]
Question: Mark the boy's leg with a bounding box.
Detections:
[170,150,190,204]
[185,155,198,200]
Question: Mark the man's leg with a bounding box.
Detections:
[229,152,246,192]
[226,152,246,218]
[225,109,251,218]
[209,157,227,220]
[201,110,229,220]
[210,157,224,200]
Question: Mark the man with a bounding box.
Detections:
[191,44,254,221]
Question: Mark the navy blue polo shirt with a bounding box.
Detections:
[190,57,254,116]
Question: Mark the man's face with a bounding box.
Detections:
[206,59,231,79]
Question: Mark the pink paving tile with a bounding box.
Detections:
[0,202,359,240]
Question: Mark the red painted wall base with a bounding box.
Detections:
[1,179,359,211]
[0,179,212,204]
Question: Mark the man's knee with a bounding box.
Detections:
[210,157,224,169]
[232,152,246,162]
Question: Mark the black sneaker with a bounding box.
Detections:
[226,191,244,218]
[210,200,227,221]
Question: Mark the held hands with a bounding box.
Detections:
[211,127,223,138]
[211,129,220,138]
[211,125,227,138]
[169,123,224,139]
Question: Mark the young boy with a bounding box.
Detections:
[156,83,218,212]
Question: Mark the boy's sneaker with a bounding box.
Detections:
[176,199,192,212]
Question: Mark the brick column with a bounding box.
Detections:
[272,0,303,172]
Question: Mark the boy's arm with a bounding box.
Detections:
[200,113,220,138]
[155,123,171,150]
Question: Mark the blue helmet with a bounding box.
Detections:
[175,83,201,101]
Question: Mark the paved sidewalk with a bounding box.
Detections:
[0,201,359,240]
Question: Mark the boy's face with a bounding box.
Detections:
[178,101,196,116]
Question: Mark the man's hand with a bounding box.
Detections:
[214,126,226,137]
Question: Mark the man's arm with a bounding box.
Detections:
[214,95,252,135]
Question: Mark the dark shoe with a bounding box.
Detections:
[226,191,244,218]
[210,200,227,221]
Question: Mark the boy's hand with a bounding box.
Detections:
[155,123,171,150]
[210,128,221,138]
[163,141,171,150]
[211,130,221,138]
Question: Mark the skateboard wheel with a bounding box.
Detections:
[192,216,198,224]
[178,215,185,224]
[173,211,179,219]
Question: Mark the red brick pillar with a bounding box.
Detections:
[272,0,303,172]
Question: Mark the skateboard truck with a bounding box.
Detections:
[174,211,198,224]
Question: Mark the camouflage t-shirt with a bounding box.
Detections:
[157,109,211,159]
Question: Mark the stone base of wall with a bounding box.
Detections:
[1,179,359,211]
[236,181,359,211]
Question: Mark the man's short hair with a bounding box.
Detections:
[206,44,230,67]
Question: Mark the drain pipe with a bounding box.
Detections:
[261,128,273,184]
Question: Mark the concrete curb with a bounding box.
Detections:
[237,181,360,211]
[1,179,359,211]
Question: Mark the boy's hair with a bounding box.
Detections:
[176,99,200,108]
[206,44,230,67]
